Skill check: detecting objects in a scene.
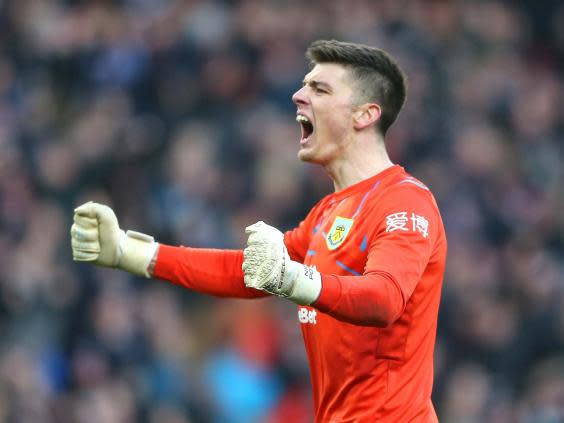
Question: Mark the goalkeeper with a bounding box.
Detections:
[71,40,447,423]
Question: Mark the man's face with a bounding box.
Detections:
[292,63,357,165]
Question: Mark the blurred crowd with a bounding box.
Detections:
[0,0,563,422]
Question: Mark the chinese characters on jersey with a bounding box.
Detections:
[385,212,429,238]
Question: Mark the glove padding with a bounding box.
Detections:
[71,201,158,278]
[242,221,321,305]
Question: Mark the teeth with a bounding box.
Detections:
[296,115,310,124]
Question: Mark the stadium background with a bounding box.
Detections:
[0,0,563,422]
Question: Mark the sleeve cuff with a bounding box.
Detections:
[312,274,342,313]
[153,244,180,281]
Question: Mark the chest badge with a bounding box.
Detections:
[326,216,354,250]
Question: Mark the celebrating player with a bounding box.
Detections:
[71,40,447,422]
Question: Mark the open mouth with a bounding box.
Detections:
[296,115,314,143]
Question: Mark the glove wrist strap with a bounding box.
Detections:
[118,230,159,278]
[285,260,322,305]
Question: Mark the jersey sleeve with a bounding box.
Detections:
[313,184,441,326]
[153,244,269,299]
[364,184,439,298]
[153,196,331,298]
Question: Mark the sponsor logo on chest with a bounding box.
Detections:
[298,307,317,324]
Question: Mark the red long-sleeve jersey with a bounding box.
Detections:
[154,165,447,422]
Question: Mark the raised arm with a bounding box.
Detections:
[70,202,267,299]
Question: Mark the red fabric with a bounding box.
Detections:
[153,165,447,423]
[284,165,447,422]
[154,245,267,299]
[315,271,405,326]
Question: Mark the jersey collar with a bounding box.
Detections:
[329,164,404,203]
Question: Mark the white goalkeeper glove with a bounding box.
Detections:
[242,221,321,305]
[70,201,158,278]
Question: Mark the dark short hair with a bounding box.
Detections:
[306,39,407,135]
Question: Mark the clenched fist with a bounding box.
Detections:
[70,202,158,278]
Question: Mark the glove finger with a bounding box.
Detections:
[246,232,273,247]
[74,202,118,227]
[243,273,259,289]
[245,221,265,234]
[72,248,98,259]
[73,250,99,261]
[73,214,98,228]
[70,223,99,242]
[71,237,100,253]
[71,234,99,249]
[242,248,252,272]
[242,246,262,263]
[243,275,252,287]
[73,201,97,217]
[246,224,284,247]
[246,231,261,246]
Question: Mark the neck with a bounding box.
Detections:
[325,135,394,192]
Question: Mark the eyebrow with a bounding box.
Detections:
[302,79,332,91]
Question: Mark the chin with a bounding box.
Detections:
[298,144,329,165]
[297,147,316,163]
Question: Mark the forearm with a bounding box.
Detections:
[313,272,406,327]
[152,244,269,299]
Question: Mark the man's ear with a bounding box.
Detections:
[353,103,381,130]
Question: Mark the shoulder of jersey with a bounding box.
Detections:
[393,176,431,192]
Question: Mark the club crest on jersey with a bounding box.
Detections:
[326,216,354,250]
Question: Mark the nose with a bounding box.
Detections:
[292,86,308,106]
